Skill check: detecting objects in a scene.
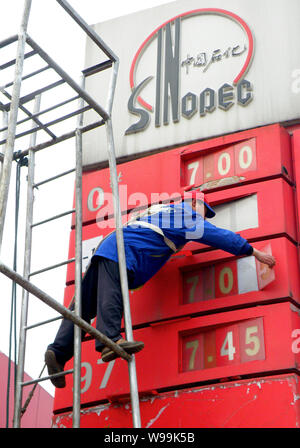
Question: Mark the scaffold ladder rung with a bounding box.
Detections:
[25,315,63,330]
[31,208,75,228]
[22,369,74,387]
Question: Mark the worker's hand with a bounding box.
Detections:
[253,248,276,268]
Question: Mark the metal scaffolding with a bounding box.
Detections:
[0,0,141,428]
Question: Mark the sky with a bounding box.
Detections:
[0,0,173,406]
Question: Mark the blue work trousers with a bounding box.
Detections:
[47,257,134,366]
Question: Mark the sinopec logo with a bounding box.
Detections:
[125,8,254,135]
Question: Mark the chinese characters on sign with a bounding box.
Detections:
[182,44,247,74]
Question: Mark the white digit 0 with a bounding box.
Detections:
[238,145,253,170]
[219,267,233,295]
[217,152,231,176]
[87,187,104,212]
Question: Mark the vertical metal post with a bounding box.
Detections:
[72,77,84,428]
[13,94,41,428]
[0,110,8,187]
[105,117,141,428]
[0,0,32,251]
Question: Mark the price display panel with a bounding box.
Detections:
[181,125,292,189]
[53,302,300,412]
[181,317,265,372]
[74,124,292,227]
[64,237,299,325]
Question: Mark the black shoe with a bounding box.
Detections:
[44,350,66,388]
[101,340,145,363]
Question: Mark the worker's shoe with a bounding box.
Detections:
[44,350,66,388]
[101,340,144,363]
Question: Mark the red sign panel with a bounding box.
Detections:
[52,373,300,428]
[53,302,300,411]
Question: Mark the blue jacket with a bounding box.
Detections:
[93,202,253,289]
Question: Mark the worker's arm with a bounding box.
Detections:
[192,219,276,268]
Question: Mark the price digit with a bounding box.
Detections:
[238,145,253,170]
[185,340,199,370]
[219,267,234,295]
[80,362,92,394]
[185,275,200,303]
[220,331,236,361]
[217,152,231,176]
[97,358,116,389]
[187,161,200,185]
[240,318,265,362]
[245,325,260,356]
[87,187,104,212]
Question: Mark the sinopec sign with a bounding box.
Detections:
[126,9,254,135]
[82,0,300,167]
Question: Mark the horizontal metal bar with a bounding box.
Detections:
[0,104,90,145]
[21,369,74,387]
[2,79,65,109]
[2,65,50,90]
[12,119,105,158]
[29,255,88,277]
[41,104,91,128]
[82,60,113,77]
[20,79,65,105]
[26,35,110,120]
[31,208,75,228]
[29,257,75,277]
[0,50,36,71]
[0,34,18,49]
[25,315,63,330]
[34,168,75,187]
[0,86,56,139]
[0,95,80,132]
[0,124,39,145]
[0,262,132,361]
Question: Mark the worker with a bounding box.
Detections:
[45,188,275,388]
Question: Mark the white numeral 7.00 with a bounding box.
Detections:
[220,331,236,361]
